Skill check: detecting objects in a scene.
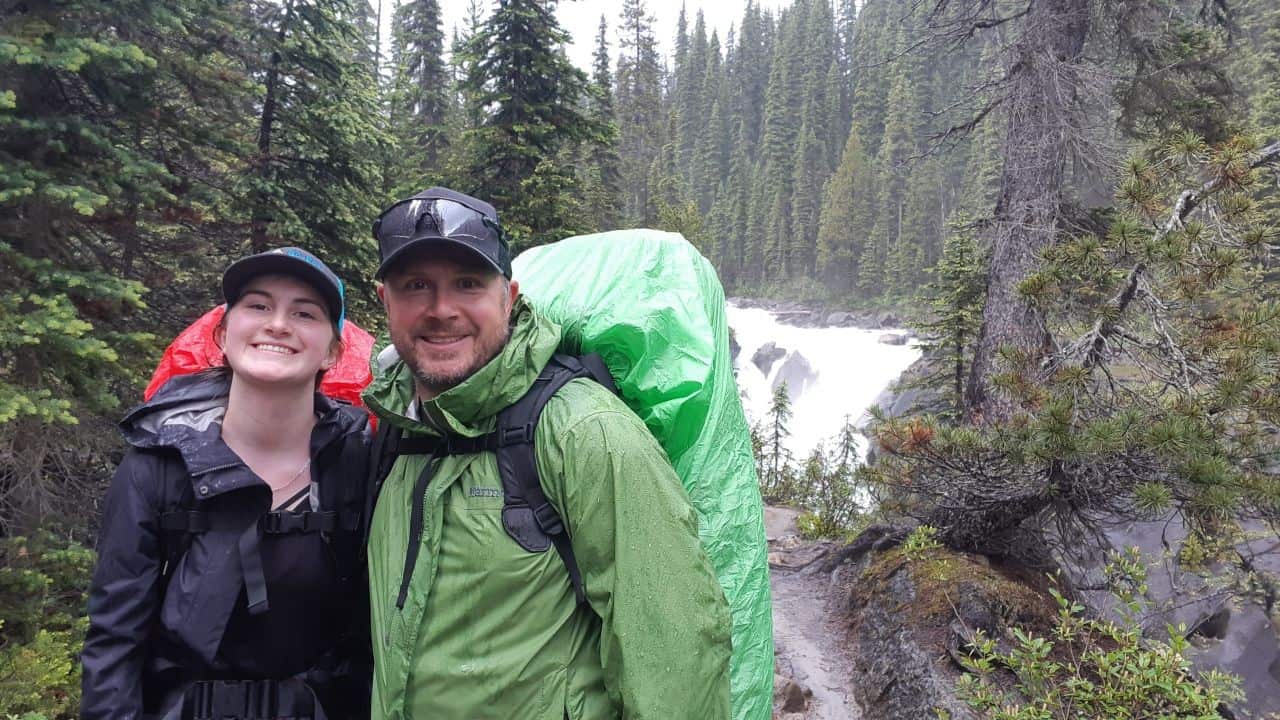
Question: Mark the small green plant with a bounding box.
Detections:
[902,525,943,559]
[0,532,94,719]
[955,549,1244,719]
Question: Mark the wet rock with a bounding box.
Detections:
[752,342,787,376]
[1052,513,1280,719]
[775,676,810,713]
[835,534,1061,720]
[878,333,909,346]
[878,312,903,328]
[776,310,818,327]
[772,352,817,396]
[729,327,741,362]
[826,311,853,326]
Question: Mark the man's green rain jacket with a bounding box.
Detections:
[363,297,733,720]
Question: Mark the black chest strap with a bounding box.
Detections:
[374,353,616,608]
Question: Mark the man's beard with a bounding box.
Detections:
[399,324,511,398]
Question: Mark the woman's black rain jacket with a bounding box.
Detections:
[79,372,371,720]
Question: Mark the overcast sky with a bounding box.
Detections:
[378,1,790,72]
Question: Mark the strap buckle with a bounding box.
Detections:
[499,422,535,447]
[189,679,277,720]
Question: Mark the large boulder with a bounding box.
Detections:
[835,532,1059,720]
[772,351,817,396]
[826,311,853,326]
[878,332,909,346]
[752,342,787,376]
[776,310,818,327]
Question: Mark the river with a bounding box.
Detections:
[726,303,921,462]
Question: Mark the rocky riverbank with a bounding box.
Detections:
[727,297,913,331]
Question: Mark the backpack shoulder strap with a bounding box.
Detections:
[495,352,614,605]
[155,452,196,588]
[362,418,402,546]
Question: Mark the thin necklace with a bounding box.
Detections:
[278,458,311,491]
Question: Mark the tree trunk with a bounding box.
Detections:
[251,3,292,253]
[965,0,1090,423]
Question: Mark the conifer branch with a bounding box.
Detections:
[1059,141,1280,373]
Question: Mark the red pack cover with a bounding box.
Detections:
[144,305,375,408]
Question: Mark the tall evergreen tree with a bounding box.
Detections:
[244,0,389,307]
[0,0,252,532]
[816,124,873,295]
[462,0,599,248]
[389,0,450,187]
[582,14,624,231]
[615,0,665,225]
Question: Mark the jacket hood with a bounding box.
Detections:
[120,370,364,475]
[363,296,562,435]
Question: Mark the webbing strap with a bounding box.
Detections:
[396,456,440,610]
[239,522,269,615]
[260,511,338,534]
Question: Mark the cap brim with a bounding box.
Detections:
[375,236,507,279]
[222,254,344,323]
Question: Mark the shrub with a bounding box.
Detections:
[0,533,94,719]
[953,548,1243,719]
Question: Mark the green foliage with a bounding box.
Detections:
[758,382,798,504]
[910,222,987,418]
[755,407,865,537]
[956,553,1243,719]
[865,134,1280,556]
[459,0,603,248]
[0,533,94,719]
[901,525,942,560]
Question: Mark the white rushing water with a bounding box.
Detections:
[727,303,922,462]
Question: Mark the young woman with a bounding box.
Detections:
[81,248,370,720]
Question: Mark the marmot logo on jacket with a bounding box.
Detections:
[468,487,502,498]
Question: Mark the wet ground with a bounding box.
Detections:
[767,507,862,719]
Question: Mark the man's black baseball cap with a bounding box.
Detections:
[372,187,512,279]
[221,247,346,331]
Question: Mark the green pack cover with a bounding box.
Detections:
[514,229,773,720]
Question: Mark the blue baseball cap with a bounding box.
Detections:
[221,247,346,332]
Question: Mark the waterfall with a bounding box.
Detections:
[727,303,922,462]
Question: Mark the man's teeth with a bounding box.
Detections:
[424,336,464,344]
[256,344,295,355]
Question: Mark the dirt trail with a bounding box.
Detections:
[767,507,862,719]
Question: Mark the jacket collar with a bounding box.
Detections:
[121,370,359,480]
[364,296,561,436]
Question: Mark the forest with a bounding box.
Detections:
[2,0,1279,715]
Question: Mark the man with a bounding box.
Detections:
[363,187,732,720]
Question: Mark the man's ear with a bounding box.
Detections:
[213,323,226,352]
[507,279,520,309]
[376,282,387,307]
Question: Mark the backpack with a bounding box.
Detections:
[364,353,615,605]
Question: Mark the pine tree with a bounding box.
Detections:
[691,32,727,214]
[244,0,389,309]
[913,223,986,417]
[389,0,450,186]
[581,14,624,231]
[0,0,252,532]
[816,125,873,296]
[462,0,599,248]
[615,0,665,225]
[762,382,796,502]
